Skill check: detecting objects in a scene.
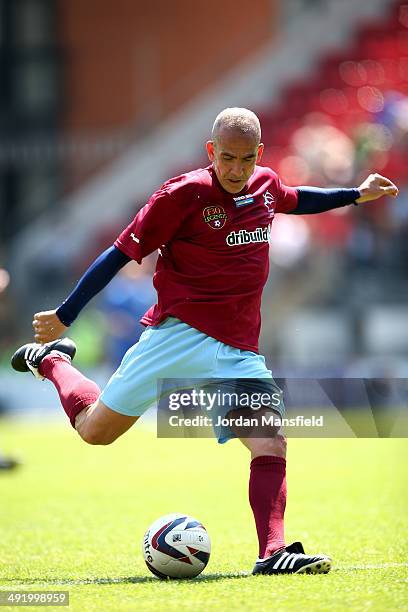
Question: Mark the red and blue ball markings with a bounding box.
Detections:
[151,516,210,566]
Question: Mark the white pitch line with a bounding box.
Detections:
[336,563,408,571]
[3,565,408,588]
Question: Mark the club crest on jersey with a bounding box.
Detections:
[203,205,227,230]
[263,190,275,209]
[233,194,255,208]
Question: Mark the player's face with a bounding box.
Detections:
[206,131,264,194]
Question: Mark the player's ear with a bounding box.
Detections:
[257,143,264,163]
[206,141,215,162]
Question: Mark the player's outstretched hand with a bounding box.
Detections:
[33,310,68,344]
[356,173,398,204]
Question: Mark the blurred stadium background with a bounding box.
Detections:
[1,0,407,413]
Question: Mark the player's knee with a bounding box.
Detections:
[74,401,136,445]
[276,434,287,456]
[77,425,115,446]
[249,434,287,458]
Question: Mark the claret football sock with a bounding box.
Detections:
[39,355,100,428]
[249,455,287,559]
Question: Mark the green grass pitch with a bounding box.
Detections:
[1,421,407,611]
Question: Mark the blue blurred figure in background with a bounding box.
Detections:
[99,256,156,368]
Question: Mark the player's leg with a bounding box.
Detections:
[11,318,219,446]
[11,338,138,445]
[227,408,330,574]
[74,401,138,445]
[36,345,139,444]
[226,407,287,559]
[213,344,331,574]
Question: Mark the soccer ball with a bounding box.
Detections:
[142,513,211,579]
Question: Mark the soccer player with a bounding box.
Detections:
[12,108,398,575]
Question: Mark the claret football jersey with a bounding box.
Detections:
[114,165,298,353]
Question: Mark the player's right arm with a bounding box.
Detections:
[33,186,184,343]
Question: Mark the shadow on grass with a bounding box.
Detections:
[2,572,250,586]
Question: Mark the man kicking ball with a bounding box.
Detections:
[12,108,398,575]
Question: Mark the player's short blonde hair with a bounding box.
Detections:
[212,108,261,144]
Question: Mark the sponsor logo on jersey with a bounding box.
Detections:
[226,226,271,246]
[233,193,255,207]
[130,232,140,243]
[203,205,228,230]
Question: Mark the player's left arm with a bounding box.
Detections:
[288,173,398,215]
[354,173,398,203]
